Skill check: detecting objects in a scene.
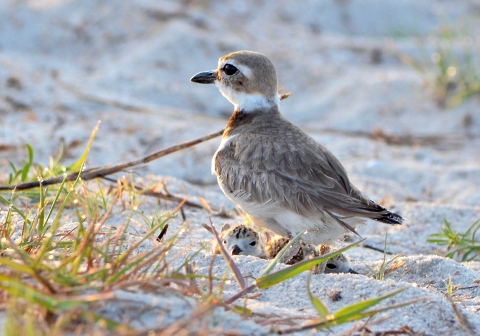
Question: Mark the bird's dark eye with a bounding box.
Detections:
[326,263,337,269]
[223,64,238,76]
[223,240,226,244]
[250,241,256,246]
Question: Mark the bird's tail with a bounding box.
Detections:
[374,211,404,225]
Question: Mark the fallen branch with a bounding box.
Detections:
[0,90,297,192]
[0,129,224,191]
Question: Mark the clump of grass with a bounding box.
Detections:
[0,181,183,334]
[428,219,480,261]
[0,126,193,334]
[399,24,480,108]
[0,167,192,334]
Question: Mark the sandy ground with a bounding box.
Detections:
[1,0,480,334]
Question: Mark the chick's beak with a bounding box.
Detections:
[231,245,242,255]
[190,70,217,84]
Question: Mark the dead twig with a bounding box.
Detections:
[362,244,394,255]
[156,224,169,242]
[101,176,208,210]
[0,129,224,191]
[447,294,476,336]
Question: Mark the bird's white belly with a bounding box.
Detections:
[272,209,349,244]
[216,176,353,244]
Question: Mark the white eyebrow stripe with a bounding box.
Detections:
[219,59,252,77]
[235,63,252,77]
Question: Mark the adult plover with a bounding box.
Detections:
[191,50,403,245]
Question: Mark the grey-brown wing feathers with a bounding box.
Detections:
[215,132,403,225]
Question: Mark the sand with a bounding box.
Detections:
[1,0,480,334]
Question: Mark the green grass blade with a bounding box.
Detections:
[375,232,389,280]
[232,305,253,315]
[182,273,223,281]
[38,183,46,233]
[333,298,420,325]
[0,257,36,276]
[0,195,31,226]
[111,215,172,268]
[258,230,306,278]
[51,141,65,175]
[44,179,68,228]
[7,161,20,184]
[306,273,328,319]
[20,144,34,182]
[8,161,18,175]
[332,286,409,319]
[34,175,75,267]
[307,298,420,330]
[105,252,150,284]
[0,274,85,311]
[255,240,363,289]
[67,121,100,172]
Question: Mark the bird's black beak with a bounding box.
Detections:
[348,268,359,274]
[190,70,217,84]
[231,245,242,255]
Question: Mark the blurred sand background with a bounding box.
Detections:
[1,0,480,334]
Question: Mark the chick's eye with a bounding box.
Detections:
[223,240,226,244]
[249,241,256,246]
[223,64,238,76]
[326,263,337,269]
